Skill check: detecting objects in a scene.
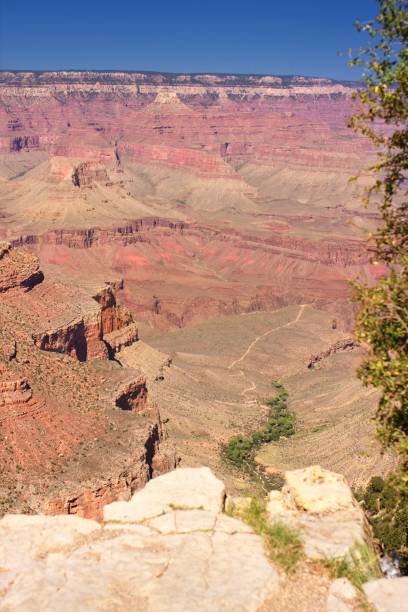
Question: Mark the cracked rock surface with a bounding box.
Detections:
[0,467,280,611]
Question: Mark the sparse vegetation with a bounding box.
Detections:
[222,382,295,488]
[356,475,408,574]
[238,497,304,573]
[322,541,381,591]
[349,0,408,572]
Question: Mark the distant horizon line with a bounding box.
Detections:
[0,68,361,84]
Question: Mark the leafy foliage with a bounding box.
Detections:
[222,382,295,476]
[349,0,408,488]
[356,475,408,574]
[348,0,408,571]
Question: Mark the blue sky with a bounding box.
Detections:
[0,0,378,79]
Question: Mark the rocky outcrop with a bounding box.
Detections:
[45,410,175,520]
[9,134,40,152]
[0,241,43,292]
[363,577,408,611]
[104,322,139,355]
[0,376,32,407]
[2,466,404,611]
[267,465,372,559]
[308,338,360,369]
[326,579,360,612]
[71,161,109,187]
[114,375,148,412]
[32,312,109,361]
[32,283,138,362]
[93,282,137,338]
[0,468,281,611]
[0,244,138,362]
[0,370,45,428]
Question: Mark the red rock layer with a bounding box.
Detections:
[114,376,148,412]
[308,338,360,368]
[45,416,176,521]
[0,71,373,178]
[0,241,44,292]
[0,244,176,518]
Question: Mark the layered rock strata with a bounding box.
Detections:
[0,70,379,332]
[32,282,138,362]
[0,241,43,292]
[0,244,175,518]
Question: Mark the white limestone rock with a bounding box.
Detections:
[104,466,225,523]
[363,577,408,612]
[267,465,371,559]
[326,578,359,612]
[0,468,279,611]
[285,465,355,513]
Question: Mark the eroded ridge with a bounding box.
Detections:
[0,244,176,519]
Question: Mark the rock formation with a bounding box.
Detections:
[0,241,43,292]
[71,161,108,187]
[308,338,360,369]
[113,375,148,412]
[267,465,371,559]
[363,577,408,611]
[0,70,379,331]
[0,243,175,518]
[0,466,406,611]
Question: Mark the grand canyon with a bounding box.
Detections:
[0,70,394,520]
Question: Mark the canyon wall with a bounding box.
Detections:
[0,243,176,519]
[0,70,377,330]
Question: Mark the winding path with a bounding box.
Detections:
[228,304,307,370]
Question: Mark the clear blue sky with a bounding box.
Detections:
[0,0,378,79]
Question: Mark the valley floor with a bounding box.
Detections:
[123,304,394,492]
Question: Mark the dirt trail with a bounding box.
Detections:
[228,304,307,370]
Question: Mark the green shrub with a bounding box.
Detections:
[222,382,295,482]
[240,497,304,573]
[323,541,381,591]
[356,475,408,574]
[349,0,408,564]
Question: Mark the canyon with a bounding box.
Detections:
[0,71,377,330]
[0,241,176,518]
[0,71,392,519]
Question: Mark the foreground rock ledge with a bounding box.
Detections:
[0,467,280,611]
[267,465,372,559]
[1,466,407,611]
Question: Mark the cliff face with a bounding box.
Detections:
[0,244,176,519]
[0,70,369,175]
[32,284,136,362]
[45,408,174,520]
[0,241,43,292]
[0,70,378,330]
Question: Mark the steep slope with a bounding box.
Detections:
[0,244,175,518]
